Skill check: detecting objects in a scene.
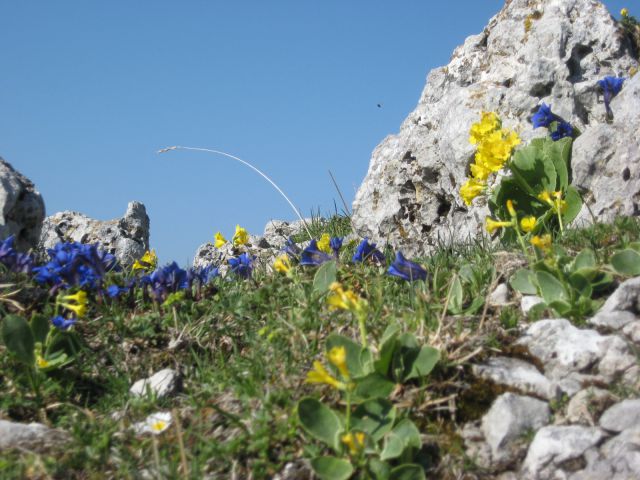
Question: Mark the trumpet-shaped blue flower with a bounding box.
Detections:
[387,252,427,281]
[330,237,343,257]
[283,237,301,258]
[189,265,220,286]
[532,103,556,128]
[51,315,77,330]
[598,76,625,115]
[551,121,573,141]
[229,253,253,278]
[0,236,34,274]
[300,239,332,266]
[141,262,189,301]
[105,284,133,298]
[352,238,385,265]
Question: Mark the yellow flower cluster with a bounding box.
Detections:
[538,191,567,214]
[317,233,331,254]
[132,250,158,272]
[341,431,366,455]
[327,282,365,313]
[273,254,291,274]
[460,112,521,205]
[531,234,552,251]
[60,290,88,318]
[305,346,350,390]
[213,225,251,248]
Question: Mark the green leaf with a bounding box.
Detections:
[2,315,35,365]
[326,334,370,378]
[30,313,50,345]
[368,459,391,480]
[548,299,573,317]
[628,242,640,253]
[353,373,395,402]
[562,186,582,224]
[352,398,396,442]
[572,249,596,271]
[310,456,354,480]
[405,346,440,381]
[381,432,405,461]
[313,260,337,294]
[611,249,640,276]
[447,276,464,314]
[298,398,344,451]
[510,268,538,295]
[388,464,426,480]
[568,272,592,298]
[543,136,571,190]
[374,325,401,376]
[536,271,568,304]
[381,419,422,461]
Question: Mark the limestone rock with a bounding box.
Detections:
[599,399,640,433]
[38,201,150,268]
[522,426,605,479]
[481,393,551,468]
[489,283,511,307]
[0,157,46,251]
[0,419,70,453]
[589,276,640,332]
[565,387,618,426]
[130,369,181,399]
[262,218,311,249]
[351,0,638,256]
[473,356,558,400]
[521,295,544,314]
[516,318,637,385]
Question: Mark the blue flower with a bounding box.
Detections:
[550,121,573,141]
[532,103,556,128]
[387,252,427,282]
[330,237,343,257]
[282,237,301,258]
[142,262,190,301]
[105,284,131,298]
[598,76,625,116]
[0,236,34,274]
[51,315,77,330]
[189,265,220,286]
[300,239,332,266]
[229,253,253,279]
[352,238,385,265]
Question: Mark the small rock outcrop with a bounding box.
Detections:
[352,0,639,256]
[0,157,46,251]
[130,369,181,399]
[38,202,150,268]
[0,419,70,453]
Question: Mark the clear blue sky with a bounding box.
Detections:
[0,0,628,265]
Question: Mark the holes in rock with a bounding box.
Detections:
[502,78,513,88]
[421,224,432,234]
[566,44,594,82]
[436,196,452,218]
[421,167,440,184]
[623,167,631,181]
[400,180,417,195]
[529,81,554,98]
[402,151,416,163]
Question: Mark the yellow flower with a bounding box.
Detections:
[214,232,227,248]
[132,250,158,272]
[506,199,517,217]
[520,216,536,233]
[485,217,513,235]
[460,178,486,205]
[327,282,364,312]
[62,290,87,305]
[327,346,349,379]
[531,234,552,251]
[537,191,553,206]
[469,111,500,144]
[317,233,331,254]
[305,361,345,390]
[621,8,629,17]
[341,432,366,455]
[36,353,50,369]
[232,225,250,246]
[60,302,87,318]
[273,254,291,274]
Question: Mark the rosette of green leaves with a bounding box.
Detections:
[489,137,582,238]
[297,329,439,479]
[510,247,613,321]
[610,242,640,276]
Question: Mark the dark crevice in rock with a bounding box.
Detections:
[529,80,554,98]
[422,167,440,184]
[436,195,452,218]
[566,43,594,82]
[402,151,416,163]
[399,180,416,195]
[623,167,631,181]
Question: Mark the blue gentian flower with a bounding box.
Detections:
[300,239,332,266]
[598,76,625,115]
[532,103,556,128]
[551,121,573,141]
[142,262,190,301]
[283,237,301,258]
[105,284,132,298]
[33,241,120,289]
[330,237,343,257]
[0,236,34,274]
[387,252,427,282]
[51,315,77,330]
[352,238,385,265]
[189,265,220,286]
[229,253,253,279]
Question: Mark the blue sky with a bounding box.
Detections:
[0,0,628,264]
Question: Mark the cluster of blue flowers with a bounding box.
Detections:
[0,236,34,274]
[137,262,220,302]
[598,76,625,116]
[33,241,119,290]
[531,103,573,141]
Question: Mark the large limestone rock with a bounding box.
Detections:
[38,201,150,268]
[352,0,639,256]
[0,157,45,251]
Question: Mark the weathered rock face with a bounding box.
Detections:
[0,157,46,251]
[38,201,150,268]
[352,0,639,256]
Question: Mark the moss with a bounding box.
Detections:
[524,11,543,34]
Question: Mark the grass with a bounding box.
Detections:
[1,216,640,479]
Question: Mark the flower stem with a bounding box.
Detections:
[356,311,368,348]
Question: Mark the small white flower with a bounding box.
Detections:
[133,411,172,435]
